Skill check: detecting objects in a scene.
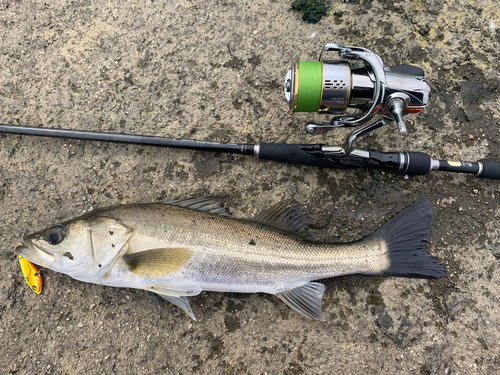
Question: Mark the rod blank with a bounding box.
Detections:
[0,124,255,155]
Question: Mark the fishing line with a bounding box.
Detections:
[0,95,305,137]
[295,61,323,112]
[0,95,227,133]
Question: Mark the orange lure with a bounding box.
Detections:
[18,254,42,294]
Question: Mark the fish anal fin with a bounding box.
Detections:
[276,282,326,321]
[123,248,192,278]
[253,201,313,239]
[156,294,196,320]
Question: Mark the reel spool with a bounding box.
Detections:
[284,44,432,135]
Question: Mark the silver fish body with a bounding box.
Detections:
[16,197,445,320]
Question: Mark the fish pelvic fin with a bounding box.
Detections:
[150,282,202,297]
[156,294,196,321]
[276,282,326,321]
[367,199,445,279]
[148,283,203,320]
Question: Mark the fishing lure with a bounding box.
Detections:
[18,254,42,294]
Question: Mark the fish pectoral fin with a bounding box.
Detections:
[276,282,326,321]
[123,248,192,278]
[156,294,196,321]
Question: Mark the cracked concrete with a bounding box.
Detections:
[0,0,499,374]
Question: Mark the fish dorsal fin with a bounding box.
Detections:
[253,201,313,238]
[123,248,193,278]
[276,282,326,321]
[160,195,231,217]
[156,294,196,320]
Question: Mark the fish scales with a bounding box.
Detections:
[16,197,445,320]
[110,204,386,292]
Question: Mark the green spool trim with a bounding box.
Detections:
[296,61,322,112]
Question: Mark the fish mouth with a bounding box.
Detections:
[15,242,55,266]
[15,243,31,257]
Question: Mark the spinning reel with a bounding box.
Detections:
[284,43,432,139]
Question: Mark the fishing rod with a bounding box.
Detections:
[0,44,499,179]
[1,121,498,179]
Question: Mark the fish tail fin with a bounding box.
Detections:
[368,199,445,279]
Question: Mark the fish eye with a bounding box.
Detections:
[45,225,66,245]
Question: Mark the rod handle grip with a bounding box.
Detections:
[404,152,432,175]
[258,143,334,168]
[477,160,500,179]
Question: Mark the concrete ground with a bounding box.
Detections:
[0,0,499,374]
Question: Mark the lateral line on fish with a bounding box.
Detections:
[205,239,388,267]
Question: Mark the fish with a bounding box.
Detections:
[15,196,445,320]
[18,254,42,294]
